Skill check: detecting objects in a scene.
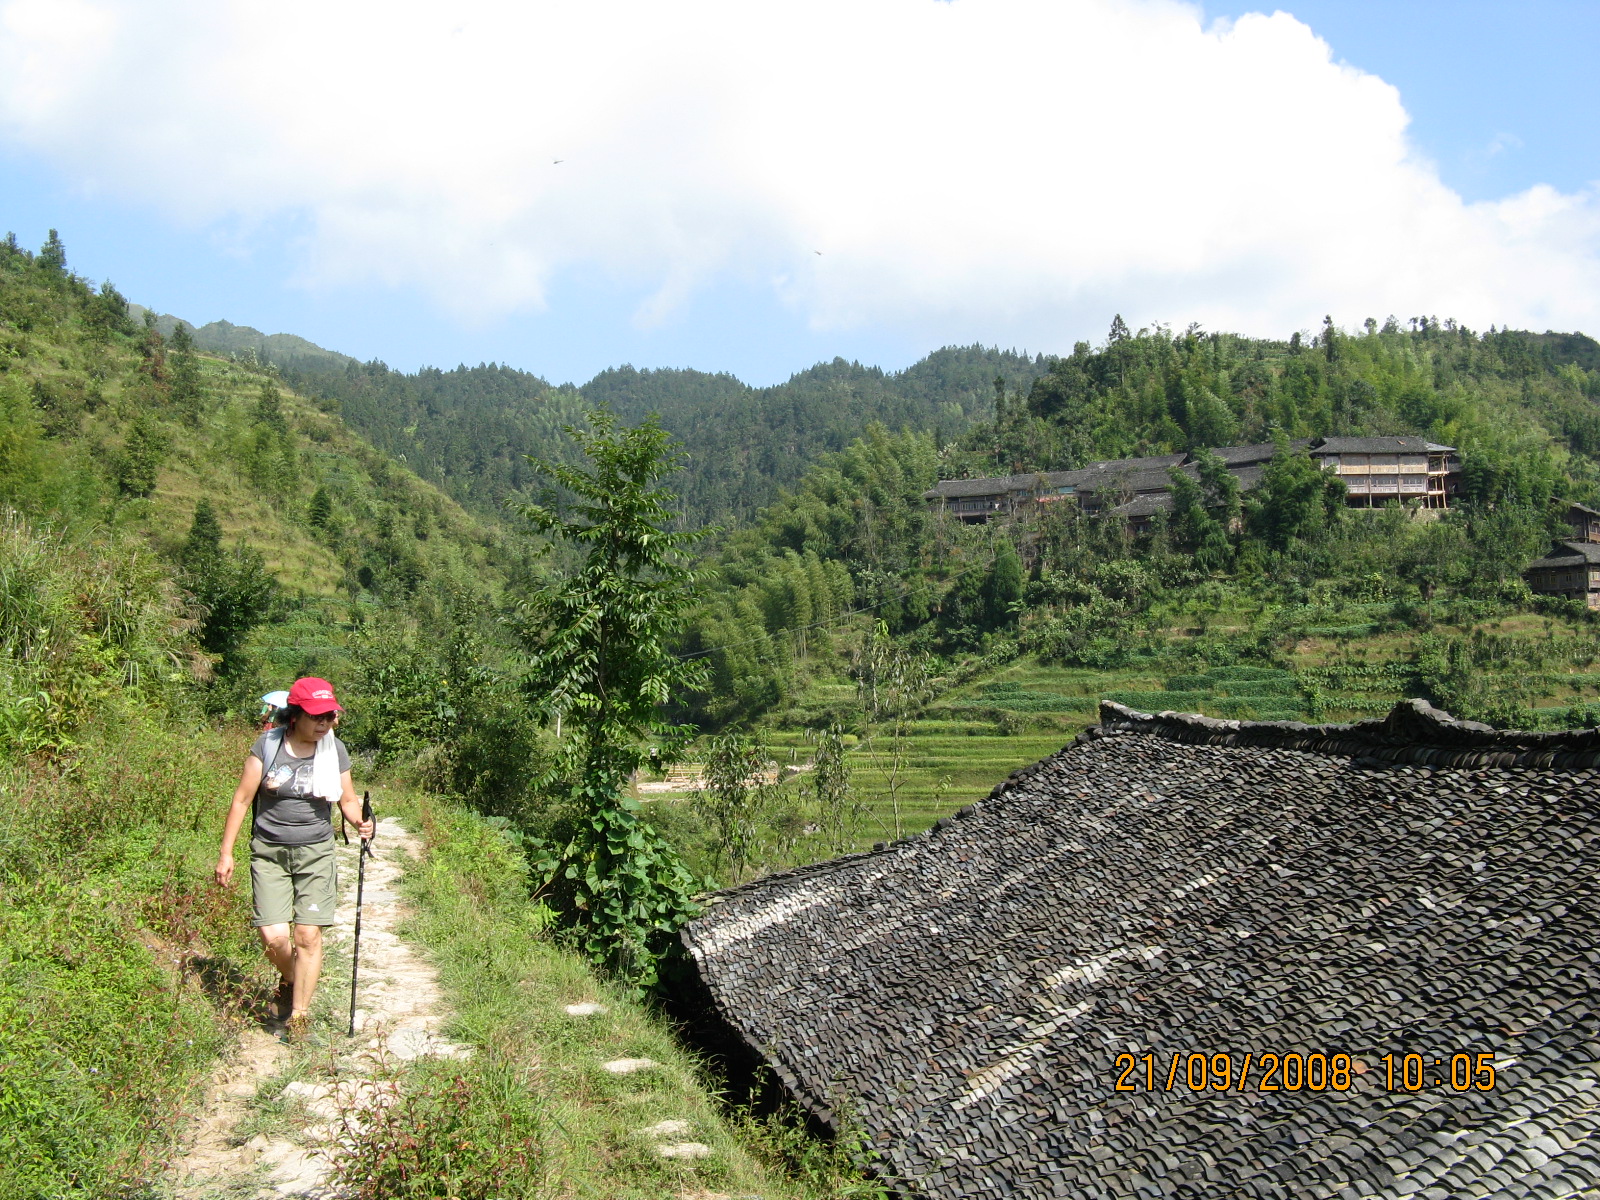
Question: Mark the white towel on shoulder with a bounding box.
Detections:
[312,734,343,802]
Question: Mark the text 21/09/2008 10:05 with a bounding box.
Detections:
[1113,1052,1498,1093]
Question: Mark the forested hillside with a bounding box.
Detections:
[674,315,1600,735]
[971,315,1600,495]
[149,307,1046,523]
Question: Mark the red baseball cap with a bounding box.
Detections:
[287,677,342,714]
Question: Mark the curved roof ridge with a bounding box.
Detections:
[1096,697,1600,767]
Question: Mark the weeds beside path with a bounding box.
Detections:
[390,793,886,1200]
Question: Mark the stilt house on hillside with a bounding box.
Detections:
[1526,540,1600,608]
[678,701,1600,1199]
[1560,501,1600,544]
[926,437,1460,526]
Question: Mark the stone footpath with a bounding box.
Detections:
[169,816,730,1198]
[168,817,467,1198]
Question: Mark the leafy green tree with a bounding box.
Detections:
[981,538,1024,627]
[1245,438,1345,552]
[696,730,776,884]
[1169,469,1217,553]
[178,498,276,679]
[516,409,707,991]
[85,281,131,340]
[807,720,859,854]
[852,620,933,838]
[1170,449,1240,573]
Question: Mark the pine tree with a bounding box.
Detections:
[37,229,66,275]
[169,323,203,422]
[114,417,167,498]
[181,498,224,568]
[254,380,284,429]
[307,486,333,531]
[139,310,167,384]
[178,501,275,680]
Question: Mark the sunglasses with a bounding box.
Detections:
[306,711,339,724]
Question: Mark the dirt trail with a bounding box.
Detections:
[169,817,467,1198]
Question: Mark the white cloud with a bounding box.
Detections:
[2,0,1596,346]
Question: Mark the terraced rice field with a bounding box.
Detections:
[655,613,1600,874]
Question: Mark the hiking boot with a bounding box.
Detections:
[267,979,295,1022]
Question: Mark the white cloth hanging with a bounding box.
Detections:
[311,734,343,802]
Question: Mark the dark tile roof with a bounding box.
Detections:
[924,474,1033,500]
[1563,500,1600,518]
[1107,492,1174,518]
[1078,466,1185,499]
[1202,440,1310,467]
[1527,540,1600,570]
[1310,436,1456,456]
[680,700,1600,1199]
[1081,452,1188,474]
[926,459,1189,504]
[1229,461,1268,492]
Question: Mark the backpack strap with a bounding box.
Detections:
[252,729,286,839]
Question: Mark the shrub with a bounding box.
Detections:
[329,1059,546,1200]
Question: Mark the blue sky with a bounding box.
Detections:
[0,0,1596,387]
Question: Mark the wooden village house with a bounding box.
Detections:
[1561,501,1600,544]
[925,437,1462,527]
[1525,539,1600,608]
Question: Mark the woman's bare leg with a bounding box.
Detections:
[257,923,295,982]
[291,924,324,1017]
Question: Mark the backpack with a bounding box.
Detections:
[252,729,287,837]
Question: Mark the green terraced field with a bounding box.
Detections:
[768,724,1080,849]
[663,612,1600,878]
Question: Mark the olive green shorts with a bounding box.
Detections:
[250,837,339,927]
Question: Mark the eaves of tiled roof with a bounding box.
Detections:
[679,700,1600,1199]
[1310,436,1456,455]
[1527,540,1600,570]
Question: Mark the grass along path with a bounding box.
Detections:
[397,792,885,1200]
[168,814,468,1197]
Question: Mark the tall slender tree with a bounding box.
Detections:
[37,229,66,275]
[517,409,708,990]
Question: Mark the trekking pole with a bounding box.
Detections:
[347,791,374,1039]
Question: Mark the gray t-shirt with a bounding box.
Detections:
[249,731,351,846]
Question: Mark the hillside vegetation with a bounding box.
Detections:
[0,231,536,1195]
[142,305,1046,525]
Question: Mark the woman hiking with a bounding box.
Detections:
[215,677,372,1040]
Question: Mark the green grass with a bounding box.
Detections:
[0,715,268,1199]
[364,791,886,1200]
